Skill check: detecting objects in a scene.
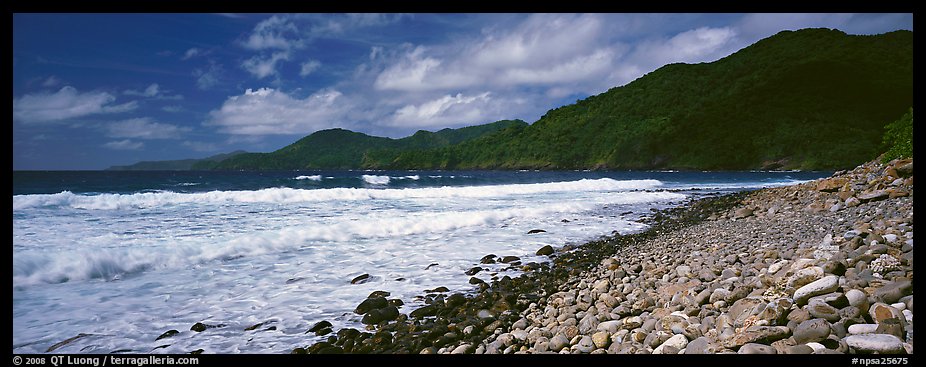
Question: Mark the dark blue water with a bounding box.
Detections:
[13,169,830,195]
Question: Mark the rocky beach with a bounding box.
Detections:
[303,157,913,355]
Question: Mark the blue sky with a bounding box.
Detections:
[12,13,913,170]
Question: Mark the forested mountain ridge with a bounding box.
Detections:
[135,28,911,171]
[377,28,912,170]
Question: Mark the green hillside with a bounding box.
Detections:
[382,28,912,170]
[206,120,527,170]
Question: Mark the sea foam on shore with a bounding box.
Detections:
[303,158,913,354]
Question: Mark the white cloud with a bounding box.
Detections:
[373,46,458,91]
[242,15,303,51]
[103,139,144,150]
[391,92,495,128]
[242,51,290,79]
[206,87,350,135]
[124,83,159,97]
[42,76,62,87]
[500,48,618,85]
[182,141,219,152]
[13,86,137,123]
[124,83,184,100]
[372,14,622,93]
[193,62,223,90]
[162,105,184,113]
[299,60,322,77]
[631,27,739,66]
[182,48,203,60]
[107,117,190,139]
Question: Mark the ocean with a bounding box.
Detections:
[12,169,828,354]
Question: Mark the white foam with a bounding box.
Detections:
[294,175,322,181]
[12,190,683,287]
[12,177,684,354]
[361,175,390,185]
[13,178,664,211]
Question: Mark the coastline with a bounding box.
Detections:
[304,157,913,354]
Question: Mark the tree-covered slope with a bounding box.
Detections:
[207,120,527,170]
[383,28,913,170]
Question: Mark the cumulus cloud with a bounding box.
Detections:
[103,139,144,150]
[374,46,452,91]
[372,14,626,94]
[206,87,350,135]
[630,27,739,67]
[106,117,190,139]
[13,86,137,123]
[390,92,503,128]
[242,51,290,79]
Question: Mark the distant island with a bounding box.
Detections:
[111,28,913,172]
[106,150,249,171]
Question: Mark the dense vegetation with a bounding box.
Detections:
[881,108,914,162]
[380,29,912,170]
[203,120,527,170]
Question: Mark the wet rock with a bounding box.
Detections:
[355,297,388,314]
[47,333,93,352]
[190,322,223,332]
[409,305,439,318]
[527,229,547,234]
[350,274,371,284]
[155,330,179,341]
[308,320,333,335]
[536,245,554,256]
[500,256,521,263]
[480,254,497,264]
